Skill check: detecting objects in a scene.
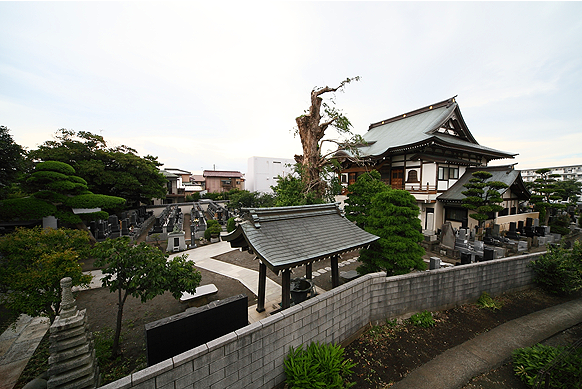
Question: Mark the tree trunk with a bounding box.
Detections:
[295,88,332,199]
[112,289,128,357]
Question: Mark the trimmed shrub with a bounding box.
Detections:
[35,160,76,175]
[0,197,56,221]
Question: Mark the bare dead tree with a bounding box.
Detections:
[294,77,363,199]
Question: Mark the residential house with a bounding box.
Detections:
[155,168,203,205]
[203,170,245,193]
[339,96,532,233]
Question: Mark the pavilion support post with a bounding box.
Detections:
[282,269,291,310]
[257,262,267,313]
[306,263,312,279]
[331,255,340,288]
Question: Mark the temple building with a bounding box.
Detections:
[339,96,531,233]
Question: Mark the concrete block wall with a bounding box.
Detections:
[99,252,541,389]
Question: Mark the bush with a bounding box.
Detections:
[284,341,355,389]
[549,213,571,236]
[226,217,236,233]
[204,220,222,240]
[513,344,582,388]
[528,241,582,295]
[476,292,503,310]
[408,310,435,328]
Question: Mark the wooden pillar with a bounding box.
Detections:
[306,262,312,279]
[331,255,340,288]
[281,269,291,310]
[256,262,267,313]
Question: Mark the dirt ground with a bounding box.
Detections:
[344,287,582,388]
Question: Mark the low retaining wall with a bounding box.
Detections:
[99,252,541,389]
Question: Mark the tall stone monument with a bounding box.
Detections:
[47,277,100,389]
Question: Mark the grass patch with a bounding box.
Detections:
[476,292,503,310]
[408,310,435,328]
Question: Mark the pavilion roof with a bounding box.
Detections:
[437,165,530,203]
[223,203,379,274]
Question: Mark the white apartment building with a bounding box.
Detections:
[246,156,295,193]
[521,164,582,183]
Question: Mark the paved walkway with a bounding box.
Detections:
[391,297,582,389]
[0,315,49,389]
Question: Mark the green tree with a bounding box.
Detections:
[0,227,92,323]
[29,129,167,207]
[91,237,202,357]
[344,170,387,228]
[294,77,365,200]
[0,126,28,199]
[0,161,125,230]
[227,189,276,211]
[271,173,324,207]
[358,189,426,276]
[553,179,582,204]
[461,171,508,229]
[525,168,567,225]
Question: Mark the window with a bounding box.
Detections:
[341,173,348,183]
[445,207,467,222]
[407,170,419,182]
[439,166,458,180]
[438,167,447,180]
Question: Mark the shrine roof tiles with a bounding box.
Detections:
[351,97,515,160]
[223,203,379,274]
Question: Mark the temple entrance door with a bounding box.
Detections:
[391,168,404,189]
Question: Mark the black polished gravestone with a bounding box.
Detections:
[145,294,248,366]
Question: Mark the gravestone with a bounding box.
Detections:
[121,219,129,235]
[429,257,441,270]
[473,240,484,251]
[97,221,106,240]
[534,218,540,227]
[458,228,466,240]
[441,222,455,249]
[109,215,119,232]
[145,294,248,366]
[526,217,533,227]
[493,224,500,237]
[483,247,494,261]
[152,217,163,234]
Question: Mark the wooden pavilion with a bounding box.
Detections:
[223,203,379,312]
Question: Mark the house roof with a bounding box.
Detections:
[223,203,379,274]
[203,170,243,178]
[349,97,516,161]
[160,170,179,179]
[437,165,530,203]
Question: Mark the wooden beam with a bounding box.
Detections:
[256,262,266,313]
[331,255,340,288]
[282,269,291,310]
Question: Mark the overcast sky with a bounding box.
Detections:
[2,2,581,175]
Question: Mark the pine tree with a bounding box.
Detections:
[358,189,426,276]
